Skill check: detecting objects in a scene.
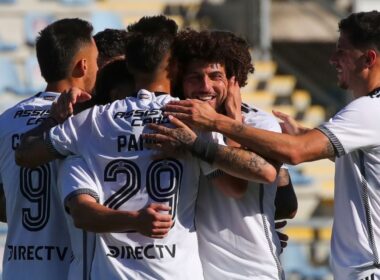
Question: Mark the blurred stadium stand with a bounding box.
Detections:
[0,0,376,279]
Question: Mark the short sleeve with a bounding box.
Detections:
[58,155,99,208]
[317,97,380,156]
[49,109,92,156]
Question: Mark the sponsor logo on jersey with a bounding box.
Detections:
[106,244,176,259]
[113,109,170,127]
[13,109,50,125]
[6,245,70,261]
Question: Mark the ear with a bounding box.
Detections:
[72,58,87,78]
[365,49,377,68]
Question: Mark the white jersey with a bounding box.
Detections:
[58,156,97,280]
[0,92,72,280]
[49,89,216,280]
[317,91,380,280]
[196,104,284,280]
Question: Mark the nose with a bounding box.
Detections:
[200,75,212,92]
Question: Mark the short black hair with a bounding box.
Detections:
[93,59,134,105]
[339,11,380,50]
[36,18,93,83]
[125,15,178,73]
[93,28,128,68]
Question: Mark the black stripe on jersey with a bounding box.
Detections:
[241,103,258,114]
[259,184,284,280]
[358,150,380,268]
[360,273,375,280]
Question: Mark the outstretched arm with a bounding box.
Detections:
[163,100,335,164]
[144,115,279,184]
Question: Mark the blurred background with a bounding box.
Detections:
[1,0,379,279]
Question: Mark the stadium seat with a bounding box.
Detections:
[0,57,28,95]
[282,242,331,279]
[0,0,16,3]
[0,36,17,52]
[59,0,94,5]
[91,11,125,34]
[241,90,275,111]
[254,60,277,81]
[303,105,326,127]
[24,56,46,95]
[292,89,311,112]
[267,75,296,97]
[24,12,55,46]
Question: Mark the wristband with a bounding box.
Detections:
[191,137,218,164]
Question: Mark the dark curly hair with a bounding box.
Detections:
[339,11,380,49]
[126,15,177,73]
[93,28,129,68]
[170,28,254,98]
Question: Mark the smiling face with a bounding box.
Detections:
[329,31,368,91]
[182,60,228,110]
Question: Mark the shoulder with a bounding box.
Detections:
[242,103,281,133]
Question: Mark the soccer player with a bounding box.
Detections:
[148,28,296,279]
[16,15,279,279]
[93,28,129,69]
[162,11,380,280]
[0,18,97,280]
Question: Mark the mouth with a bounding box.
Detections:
[195,95,216,102]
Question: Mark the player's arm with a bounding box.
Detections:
[15,88,91,168]
[163,100,335,164]
[66,195,173,238]
[0,184,6,223]
[275,168,298,220]
[145,116,280,184]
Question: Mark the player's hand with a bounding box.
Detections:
[272,110,309,135]
[225,76,243,121]
[163,99,219,131]
[144,115,197,149]
[135,203,173,239]
[50,87,92,124]
[275,220,289,253]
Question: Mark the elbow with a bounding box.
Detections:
[15,150,37,169]
[15,149,30,168]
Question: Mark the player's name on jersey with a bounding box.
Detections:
[13,109,50,126]
[114,109,170,127]
[117,134,155,152]
[6,245,70,261]
[107,244,176,259]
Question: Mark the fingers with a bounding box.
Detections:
[275,220,287,229]
[149,203,171,212]
[167,115,187,129]
[272,110,290,122]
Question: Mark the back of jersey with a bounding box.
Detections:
[49,90,205,279]
[0,92,72,280]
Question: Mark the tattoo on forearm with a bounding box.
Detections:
[218,146,269,175]
[324,141,336,158]
[231,123,244,134]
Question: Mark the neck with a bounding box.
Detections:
[134,75,171,94]
[45,79,81,94]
